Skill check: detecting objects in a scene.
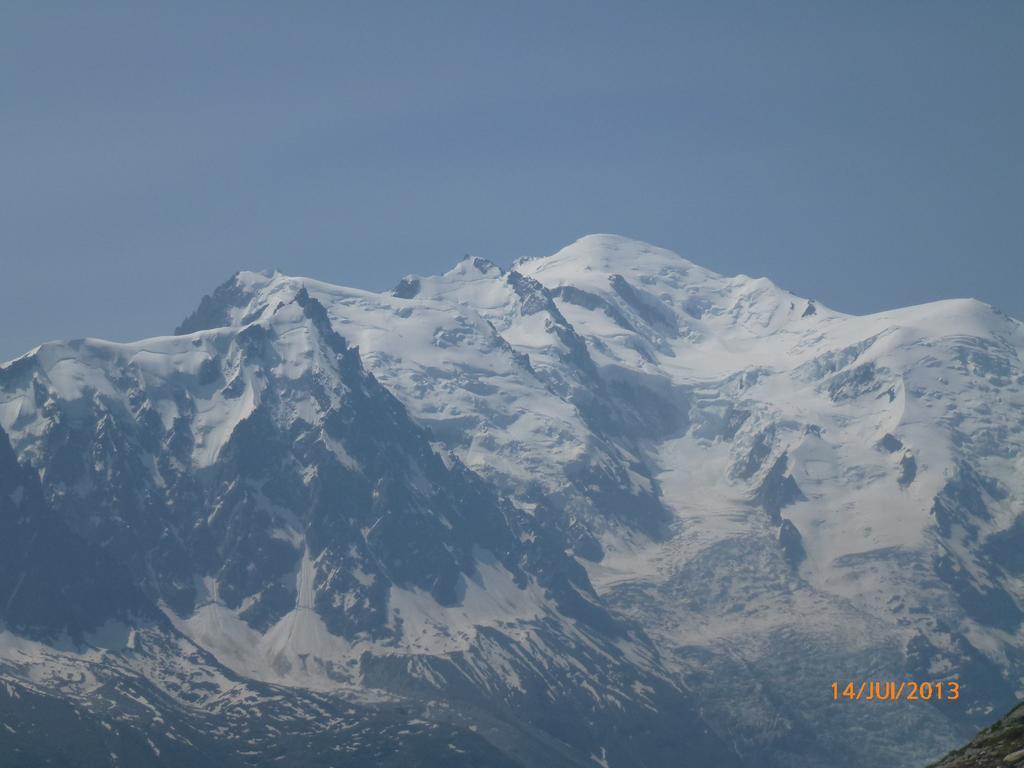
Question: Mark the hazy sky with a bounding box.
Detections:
[1,1,1021,361]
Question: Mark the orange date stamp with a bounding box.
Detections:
[831,681,960,702]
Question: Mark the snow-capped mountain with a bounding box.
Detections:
[1,234,1022,766]
[0,281,731,767]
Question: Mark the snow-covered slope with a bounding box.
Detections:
[176,258,669,543]
[518,236,1024,765]
[0,284,732,767]
[2,234,1022,767]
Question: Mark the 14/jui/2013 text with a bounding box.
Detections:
[831,681,960,702]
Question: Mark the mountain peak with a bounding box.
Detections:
[517,233,712,280]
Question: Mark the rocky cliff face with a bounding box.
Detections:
[2,234,1022,766]
[928,702,1024,767]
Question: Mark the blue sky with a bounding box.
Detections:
[1,1,1021,360]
